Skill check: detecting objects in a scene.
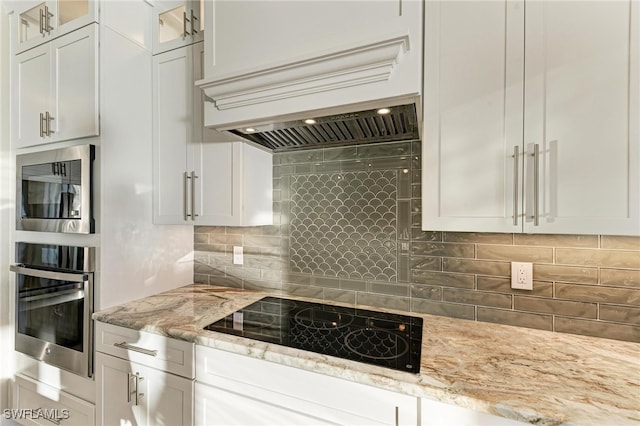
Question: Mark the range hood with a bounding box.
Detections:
[228,104,419,152]
[197,29,423,152]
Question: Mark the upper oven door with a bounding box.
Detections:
[16,144,95,233]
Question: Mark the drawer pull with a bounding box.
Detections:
[35,408,61,425]
[114,341,158,357]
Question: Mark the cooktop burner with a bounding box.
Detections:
[204,297,423,373]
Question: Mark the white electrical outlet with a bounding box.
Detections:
[233,246,244,265]
[511,262,533,290]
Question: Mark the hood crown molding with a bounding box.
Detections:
[197,33,410,111]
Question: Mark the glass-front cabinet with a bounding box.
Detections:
[152,0,204,54]
[14,0,97,54]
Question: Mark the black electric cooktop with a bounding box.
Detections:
[204,297,423,374]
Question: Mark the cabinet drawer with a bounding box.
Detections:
[12,374,95,426]
[95,322,194,379]
[196,345,418,425]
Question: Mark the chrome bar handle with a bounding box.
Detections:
[134,373,144,406]
[36,408,61,425]
[44,5,53,33]
[190,9,198,35]
[533,143,540,226]
[512,145,519,226]
[126,372,134,403]
[45,111,54,135]
[39,112,45,137]
[43,415,61,425]
[191,171,199,220]
[114,341,158,357]
[39,9,45,35]
[183,11,190,37]
[184,172,191,220]
[395,406,399,426]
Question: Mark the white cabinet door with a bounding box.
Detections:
[422,0,639,236]
[13,41,51,148]
[12,23,99,149]
[13,374,95,426]
[152,0,203,54]
[195,382,337,426]
[152,44,193,224]
[196,346,418,425]
[421,398,527,426]
[423,0,524,233]
[51,23,99,143]
[522,0,639,235]
[153,42,273,226]
[204,0,418,78]
[96,352,194,426]
[13,0,98,54]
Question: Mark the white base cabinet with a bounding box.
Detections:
[96,353,193,426]
[195,345,418,426]
[95,322,195,426]
[12,374,95,426]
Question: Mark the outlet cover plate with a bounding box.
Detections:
[511,261,533,290]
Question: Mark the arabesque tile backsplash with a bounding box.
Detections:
[194,140,640,343]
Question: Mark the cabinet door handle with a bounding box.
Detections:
[114,341,158,357]
[395,406,399,426]
[39,112,45,137]
[533,143,540,226]
[512,145,519,226]
[135,373,144,406]
[44,5,53,33]
[127,372,135,403]
[184,171,191,220]
[191,171,199,220]
[183,11,190,37]
[39,9,45,35]
[190,9,198,35]
[45,111,54,136]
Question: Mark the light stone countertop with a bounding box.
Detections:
[92,284,640,426]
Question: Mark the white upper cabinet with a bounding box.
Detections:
[152,0,204,54]
[13,23,99,149]
[522,1,639,235]
[198,0,423,130]
[13,0,98,54]
[423,0,639,236]
[153,42,273,226]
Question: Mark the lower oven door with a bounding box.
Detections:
[10,265,93,377]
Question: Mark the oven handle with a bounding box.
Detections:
[10,265,88,283]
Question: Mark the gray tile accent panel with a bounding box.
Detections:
[289,171,397,281]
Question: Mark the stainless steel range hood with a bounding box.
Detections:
[228,104,419,152]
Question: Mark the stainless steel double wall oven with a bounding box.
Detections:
[12,144,96,377]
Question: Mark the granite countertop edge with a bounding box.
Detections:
[93,284,640,426]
